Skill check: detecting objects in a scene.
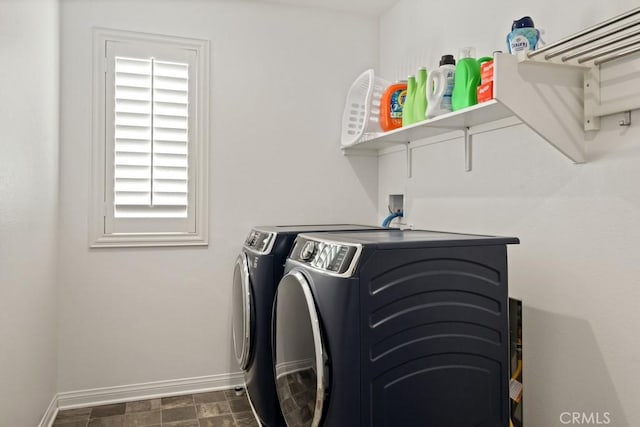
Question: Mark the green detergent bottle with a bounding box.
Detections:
[413,67,428,123]
[402,75,417,126]
[451,47,481,112]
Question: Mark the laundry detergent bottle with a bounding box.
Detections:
[426,54,456,119]
[413,67,428,123]
[402,75,417,127]
[507,16,540,55]
[380,80,407,131]
[451,47,481,112]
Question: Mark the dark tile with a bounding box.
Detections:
[123,409,160,426]
[162,395,194,409]
[193,391,227,404]
[87,415,124,427]
[126,399,161,413]
[233,412,259,427]
[91,404,126,418]
[231,412,254,421]
[54,389,253,427]
[54,407,92,425]
[56,407,92,420]
[163,421,199,427]
[226,398,250,413]
[53,420,89,427]
[196,401,231,418]
[163,406,197,423]
[198,415,236,427]
[223,389,245,400]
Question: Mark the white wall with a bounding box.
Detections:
[378,1,640,426]
[0,0,60,424]
[58,0,378,392]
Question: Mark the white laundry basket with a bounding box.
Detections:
[341,69,390,147]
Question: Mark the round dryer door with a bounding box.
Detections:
[273,271,327,427]
[232,252,252,370]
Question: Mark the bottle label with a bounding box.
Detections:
[509,28,539,54]
[510,34,530,53]
[441,70,455,110]
[390,89,407,118]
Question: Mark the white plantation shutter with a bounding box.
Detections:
[114,57,153,214]
[91,30,208,247]
[113,57,189,219]
[152,60,189,212]
[96,37,205,240]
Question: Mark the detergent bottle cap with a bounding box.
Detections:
[512,16,535,30]
[439,54,455,66]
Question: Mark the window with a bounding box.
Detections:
[90,29,209,247]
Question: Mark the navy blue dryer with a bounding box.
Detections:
[272,229,519,427]
[232,225,386,427]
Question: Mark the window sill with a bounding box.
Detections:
[90,232,208,248]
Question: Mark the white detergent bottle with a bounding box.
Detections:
[426,54,456,119]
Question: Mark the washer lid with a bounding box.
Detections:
[232,252,252,370]
[274,272,327,427]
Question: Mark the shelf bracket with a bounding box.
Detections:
[619,111,632,127]
[464,128,472,172]
[584,65,601,131]
[405,142,412,178]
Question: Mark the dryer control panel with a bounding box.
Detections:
[244,229,276,255]
[290,236,361,276]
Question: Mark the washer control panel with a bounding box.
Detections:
[244,229,276,254]
[290,237,360,276]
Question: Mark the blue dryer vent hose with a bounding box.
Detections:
[382,211,403,228]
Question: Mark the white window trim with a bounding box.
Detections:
[90,28,209,248]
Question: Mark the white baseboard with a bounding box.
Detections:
[39,372,244,426]
[38,395,59,427]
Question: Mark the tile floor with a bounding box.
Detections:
[52,389,259,427]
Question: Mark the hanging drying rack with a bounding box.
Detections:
[341,7,640,172]
[525,7,640,130]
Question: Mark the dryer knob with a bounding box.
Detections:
[300,241,316,261]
